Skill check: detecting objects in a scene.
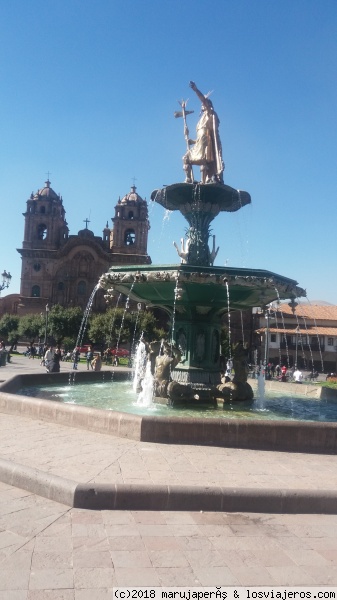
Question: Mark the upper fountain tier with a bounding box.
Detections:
[151,182,251,216]
[151,182,251,268]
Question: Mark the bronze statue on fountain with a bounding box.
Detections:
[180,81,224,185]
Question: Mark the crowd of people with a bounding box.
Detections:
[16,342,326,383]
[22,343,106,373]
[249,362,320,383]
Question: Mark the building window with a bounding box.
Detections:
[33,263,41,272]
[79,257,88,277]
[270,334,276,342]
[77,281,86,296]
[128,211,134,219]
[37,224,47,240]
[124,229,135,245]
[57,282,64,291]
[328,338,334,346]
[31,285,40,297]
[39,206,46,214]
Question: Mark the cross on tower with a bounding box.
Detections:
[83,218,90,229]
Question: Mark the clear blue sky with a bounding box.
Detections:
[1,0,336,304]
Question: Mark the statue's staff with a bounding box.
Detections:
[174,99,194,181]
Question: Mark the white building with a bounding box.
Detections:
[257,302,337,374]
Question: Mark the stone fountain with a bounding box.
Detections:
[100,82,305,405]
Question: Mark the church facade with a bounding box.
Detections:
[11,179,151,315]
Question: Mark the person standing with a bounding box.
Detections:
[86,347,93,370]
[91,353,102,372]
[281,365,287,382]
[44,346,54,372]
[72,347,80,370]
[293,368,303,383]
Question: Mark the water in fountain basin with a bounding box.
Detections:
[18,380,337,422]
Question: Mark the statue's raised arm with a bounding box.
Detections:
[189,81,210,108]
[183,81,224,184]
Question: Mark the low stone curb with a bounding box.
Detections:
[0,456,337,514]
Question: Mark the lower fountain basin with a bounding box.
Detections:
[15,380,337,423]
[1,371,337,454]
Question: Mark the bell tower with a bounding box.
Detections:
[18,179,69,308]
[110,184,151,265]
[22,179,69,250]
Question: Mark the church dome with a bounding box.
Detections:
[78,228,95,239]
[34,179,60,201]
[120,184,144,204]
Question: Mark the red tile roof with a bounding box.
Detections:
[274,302,337,321]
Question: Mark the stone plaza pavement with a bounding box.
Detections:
[1,356,337,595]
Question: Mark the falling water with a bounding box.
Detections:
[225,280,234,407]
[171,276,180,347]
[107,293,122,347]
[131,303,142,359]
[159,209,172,248]
[296,299,315,372]
[255,371,266,410]
[114,282,135,358]
[274,287,290,368]
[270,305,283,368]
[293,310,308,370]
[305,298,325,372]
[73,284,100,369]
[240,310,245,345]
[225,281,232,363]
[133,339,148,393]
[68,371,76,385]
[136,360,154,407]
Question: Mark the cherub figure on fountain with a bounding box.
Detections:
[217,340,254,403]
[153,341,181,398]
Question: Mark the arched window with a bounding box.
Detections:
[57,282,64,291]
[37,224,47,240]
[79,257,88,277]
[32,285,40,297]
[77,280,86,296]
[128,211,134,219]
[39,206,46,214]
[124,229,135,245]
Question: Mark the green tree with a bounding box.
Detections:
[48,305,83,346]
[0,314,20,350]
[18,313,44,343]
[88,307,167,350]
